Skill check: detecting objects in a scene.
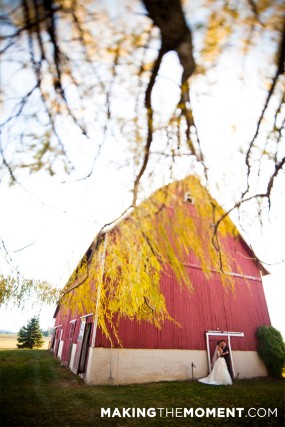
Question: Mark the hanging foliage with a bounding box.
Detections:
[60,175,239,341]
[0,274,61,308]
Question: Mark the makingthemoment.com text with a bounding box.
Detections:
[101,407,278,419]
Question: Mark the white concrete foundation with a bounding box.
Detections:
[85,348,207,385]
[84,348,267,385]
[232,351,268,379]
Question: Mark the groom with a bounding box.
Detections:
[219,340,234,380]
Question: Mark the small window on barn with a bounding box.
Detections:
[184,192,194,204]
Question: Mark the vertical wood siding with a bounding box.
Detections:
[55,249,270,354]
[54,183,271,354]
[93,234,270,351]
[94,276,270,351]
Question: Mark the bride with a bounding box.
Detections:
[198,342,233,386]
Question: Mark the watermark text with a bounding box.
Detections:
[100,407,278,419]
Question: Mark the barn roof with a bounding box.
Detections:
[62,174,269,299]
[54,175,271,339]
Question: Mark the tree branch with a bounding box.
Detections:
[243,19,285,196]
[132,0,197,205]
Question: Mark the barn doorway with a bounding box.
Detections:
[72,315,93,375]
[78,322,92,374]
[52,326,62,357]
[205,331,244,377]
[67,320,77,366]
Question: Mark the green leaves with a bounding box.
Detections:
[257,325,285,378]
[17,316,44,349]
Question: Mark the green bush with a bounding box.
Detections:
[257,326,285,378]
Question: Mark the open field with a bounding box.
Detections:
[0,349,284,427]
[0,334,50,350]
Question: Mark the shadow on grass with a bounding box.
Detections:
[0,349,284,426]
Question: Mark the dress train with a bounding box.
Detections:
[198,356,232,386]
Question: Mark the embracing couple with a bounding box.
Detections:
[199,340,234,386]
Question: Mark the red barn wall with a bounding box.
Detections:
[94,266,270,351]
[94,235,271,351]
[54,205,271,356]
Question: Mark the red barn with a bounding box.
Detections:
[51,176,271,384]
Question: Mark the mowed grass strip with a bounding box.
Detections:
[0,349,284,427]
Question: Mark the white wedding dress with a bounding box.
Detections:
[198,349,233,386]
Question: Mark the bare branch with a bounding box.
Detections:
[212,152,285,271]
[132,42,164,206]
[243,19,285,196]
[13,241,36,253]
[132,0,197,205]
[0,83,39,128]
[246,0,264,25]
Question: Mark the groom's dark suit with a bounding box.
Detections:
[221,344,234,380]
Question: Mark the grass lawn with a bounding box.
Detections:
[0,349,284,427]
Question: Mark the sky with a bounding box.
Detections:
[0,1,284,338]
[0,156,284,336]
[1,87,284,338]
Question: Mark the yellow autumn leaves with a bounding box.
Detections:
[60,176,238,342]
